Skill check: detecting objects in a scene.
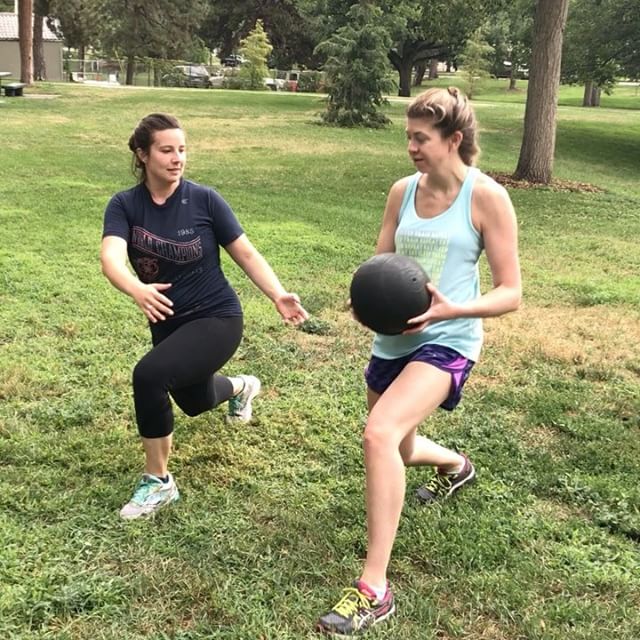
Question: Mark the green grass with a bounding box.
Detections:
[1,83,639,640]
[411,74,640,110]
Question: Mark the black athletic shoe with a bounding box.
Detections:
[416,454,476,504]
[316,581,395,637]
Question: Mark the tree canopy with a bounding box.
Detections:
[563,0,640,105]
[198,0,317,68]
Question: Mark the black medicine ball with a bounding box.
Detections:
[350,253,431,335]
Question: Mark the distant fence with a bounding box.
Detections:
[64,58,178,86]
[63,58,325,92]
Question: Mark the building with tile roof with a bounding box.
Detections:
[0,12,63,81]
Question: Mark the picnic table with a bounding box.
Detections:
[0,71,11,91]
[0,73,27,97]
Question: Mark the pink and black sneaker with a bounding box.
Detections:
[316,580,395,636]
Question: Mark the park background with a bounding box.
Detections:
[1,0,640,638]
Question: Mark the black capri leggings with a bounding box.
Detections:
[132,315,243,438]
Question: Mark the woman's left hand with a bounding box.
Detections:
[403,283,461,334]
[274,293,309,326]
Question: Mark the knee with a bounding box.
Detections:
[132,358,156,392]
[179,402,202,418]
[363,416,395,454]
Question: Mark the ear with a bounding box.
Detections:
[449,130,463,150]
[135,148,147,164]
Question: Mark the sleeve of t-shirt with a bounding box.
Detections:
[209,189,244,246]
[102,193,131,241]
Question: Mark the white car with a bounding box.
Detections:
[264,77,287,91]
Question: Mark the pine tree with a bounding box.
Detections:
[459,28,494,100]
[238,20,272,91]
[315,1,394,128]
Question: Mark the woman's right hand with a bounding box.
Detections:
[132,282,174,323]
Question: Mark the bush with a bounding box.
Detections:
[221,70,246,90]
[297,70,325,93]
[160,66,189,88]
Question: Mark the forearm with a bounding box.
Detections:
[102,259,142,298]
[237,250,287,302]
[455,284,521,319]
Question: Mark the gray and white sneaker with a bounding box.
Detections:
[120,473,179,520]
[227,375,261,423]
[416,455,476,504]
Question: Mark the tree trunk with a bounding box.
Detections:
[414,61,426,86]
[153,62,162,87]
[126,55,135,85]
[591,85,601,106]
[78,44,86,78]
[33,12,46,81]
[18,0,34,85]
[509,67,517,90]
[514,0,570,184]
[428,58,439,80]
[583,80,593,106]
[398,61,412,97]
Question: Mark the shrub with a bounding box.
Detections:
[297,70,325,93]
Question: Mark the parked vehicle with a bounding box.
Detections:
[209,74,225,89]
[222,55,244,68]
[493,61,529,80]
[162,64,211,88]
[264,77,287,91]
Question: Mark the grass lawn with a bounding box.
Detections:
[411,74,640,110]
[0,83,639,640]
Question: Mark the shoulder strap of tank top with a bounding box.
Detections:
[398,172,421,222]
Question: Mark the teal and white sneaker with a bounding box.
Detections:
[119,473,179,520]
[227,375,261,423]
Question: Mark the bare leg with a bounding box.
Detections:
[369,387,465,472]
[142,434,172,477]
[360,362,455,589]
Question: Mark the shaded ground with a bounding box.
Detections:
[488,171,604,193]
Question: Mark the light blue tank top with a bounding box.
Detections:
[373,168,484,361]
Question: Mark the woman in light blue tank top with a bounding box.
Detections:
[317,88,522,635]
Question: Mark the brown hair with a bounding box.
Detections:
[128,113,182,181]
[406,87,480,166]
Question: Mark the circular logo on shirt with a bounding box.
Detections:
[134,257,160,282]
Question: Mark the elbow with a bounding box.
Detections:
[510,287,523,312]
[100,254,110,278]
[100,251,118,281]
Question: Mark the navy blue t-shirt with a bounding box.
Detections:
[103,179,243,319]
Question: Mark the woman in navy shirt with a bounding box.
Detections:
[101,113,308,520]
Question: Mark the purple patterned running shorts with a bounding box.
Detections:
[364,343,475,411]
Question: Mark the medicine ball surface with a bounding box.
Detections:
[350,253,431,335]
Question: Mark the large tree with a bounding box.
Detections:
[18,0,33,84]
[562,0,640,106]
[199,0,317,69]
[486,0,534,90]
[311,0,506,97]
[98,0,206,84]
[48,0,101,69]
[514,0,570,183]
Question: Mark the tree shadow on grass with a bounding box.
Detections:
[556,120,640,176]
